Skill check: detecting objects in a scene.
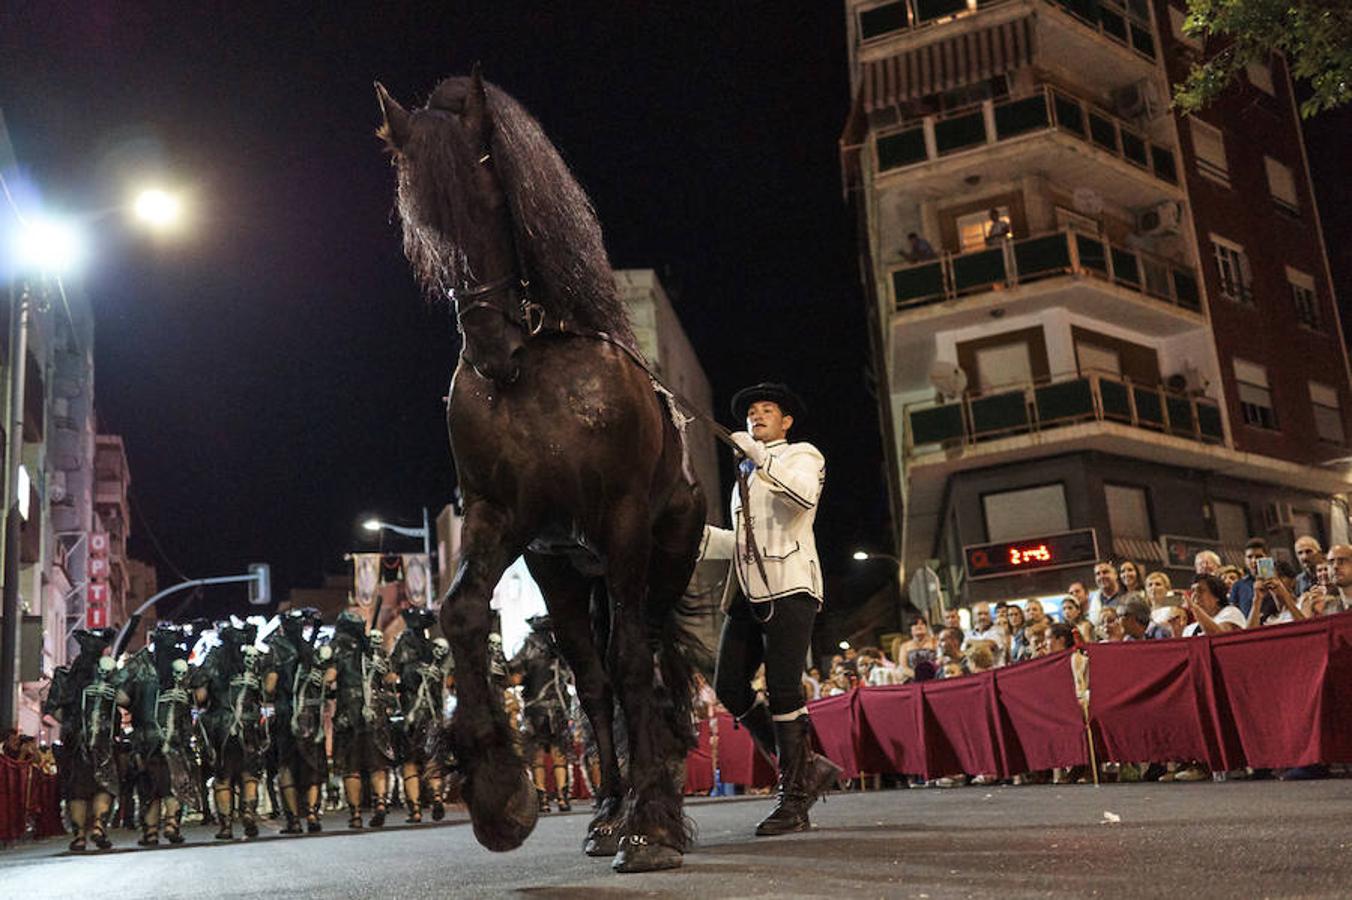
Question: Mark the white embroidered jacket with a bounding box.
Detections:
[698,439,825,608]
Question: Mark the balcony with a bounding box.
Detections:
[857,0,1155,59]
[891,226,1200,311]
[854,0,1159,94]
[906,371,1225,457]
[872,85,1178,202]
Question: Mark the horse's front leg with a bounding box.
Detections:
[525,552,625,856]
[601,499,686,874]
[442,500,536,852]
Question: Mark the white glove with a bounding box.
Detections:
[730,431,767,466]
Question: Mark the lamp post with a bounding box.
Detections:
[362,508,433,605]
[1,188,186,727]
[852,549,914,630]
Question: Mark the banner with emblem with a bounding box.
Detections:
[351,552,434,640]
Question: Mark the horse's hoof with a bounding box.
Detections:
[584,822,620,857]
[470,770,539,852]
[611,834,683,873]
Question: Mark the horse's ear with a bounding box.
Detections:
[464,62,490,143]
[375,82,411,150]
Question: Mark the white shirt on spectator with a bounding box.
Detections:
[1184,605,1247,636]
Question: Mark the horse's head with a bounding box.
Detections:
[378,67,525,385]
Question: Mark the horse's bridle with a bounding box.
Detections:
[449,273,552,339]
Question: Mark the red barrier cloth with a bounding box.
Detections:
[992,651,1088,773]
[805,692,860,780]
[0,757,25,843]
[712,713,776,788]
[855,684,924,775]
[1087,639,1213,766]
[1327,614,1352,761]
[915,673,1004,779]
[33,772,64,838]
[1208,618,1329,769]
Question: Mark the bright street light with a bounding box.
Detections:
[12,217,85,274]
[852,550,869,561]
[131,188,183,231]
[362,518,382,532]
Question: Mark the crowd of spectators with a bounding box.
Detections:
[803,533,1350,787]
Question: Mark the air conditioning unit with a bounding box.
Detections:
[1137,201,1181,237]
[1112,80,1161,122]
[1165,365,1211,396]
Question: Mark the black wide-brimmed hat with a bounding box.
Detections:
[730,382,806,422]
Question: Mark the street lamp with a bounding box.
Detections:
[851,549,912,629]
[131,188,183,231]
[362,509,433,604]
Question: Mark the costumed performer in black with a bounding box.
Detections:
[122,623,199,846]
[265,607,329,834]
[511,614,576,814]
[698,382,842,835]
[390,606,453,823]
[328,611,397,828]
[42,627,121,851]
[191,621,272,840]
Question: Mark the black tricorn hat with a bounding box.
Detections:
[730,382,806,422]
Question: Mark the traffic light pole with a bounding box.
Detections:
[111,567,270,657]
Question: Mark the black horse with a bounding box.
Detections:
[376,69,707,873]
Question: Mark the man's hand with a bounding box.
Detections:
[730,431,768,466]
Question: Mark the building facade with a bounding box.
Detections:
[841,0,1351,610]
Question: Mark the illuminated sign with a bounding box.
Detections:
[963,529,1098,580]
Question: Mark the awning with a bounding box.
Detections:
[1112,536,1165,564]
[859,16,1035,111]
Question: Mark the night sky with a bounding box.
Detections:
[0,3,1347,618]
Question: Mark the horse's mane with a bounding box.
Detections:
[398,76,636,349]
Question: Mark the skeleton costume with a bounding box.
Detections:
[390,607,451,823]
[265,608,328,834]
[122,624,199,846]
[329,611,396,828]
[192,622,271,840]
[511,615,576,813]
[43,628,121,851]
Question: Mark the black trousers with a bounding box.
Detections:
[714,591,817,719]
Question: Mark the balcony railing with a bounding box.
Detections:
[858,0,1155,62]
[905,371,1226,455]
[875,84,1178,183]
[889,227,1202,314]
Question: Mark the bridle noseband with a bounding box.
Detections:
[449,274,549,339]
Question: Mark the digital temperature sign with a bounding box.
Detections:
[963,529,1099,580]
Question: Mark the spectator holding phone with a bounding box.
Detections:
[1313,544,1352,615]
[1229,538,1270,618]
[1186,574,1247,635]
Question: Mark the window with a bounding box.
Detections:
[956,206,1011,254]
[858,2,908,41]
[1246,59,1275,95]
[1287,267,1320,329]
[983,484,1069,543]
[1264,156,1300,214]
[1234,358,1278,430]
[1076,342,1121,378]
[974,341,1033,392]
[1213,500,1249,546]
[1169,6,1201,50]
[1188,117,1228,185]
[1106,484,1152,539]
[1309,382,1345,444]
[1211,236,1253,305]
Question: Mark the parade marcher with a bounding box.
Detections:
[390,607,453,823]
[328,611,397,828]
[266,607,329,834]
[699,382,842,836]
[511,614,577,814]
[122,623,200,846]
[192,621,272,840]
[43,628,122,851]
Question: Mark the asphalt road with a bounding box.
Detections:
[4,780,1351,898]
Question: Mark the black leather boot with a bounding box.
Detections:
[755,717,813,837]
